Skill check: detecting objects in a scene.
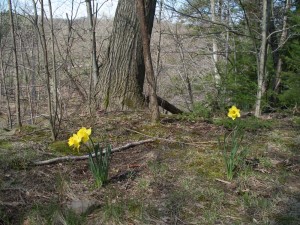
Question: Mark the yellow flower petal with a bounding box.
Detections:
[68,134,81,151]
[77,127,92,143]
[228,105,241,120]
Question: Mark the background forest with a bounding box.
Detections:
[0,0,299,131]
[0,0,299,225]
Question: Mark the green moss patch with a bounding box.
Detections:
[48,141,86,156]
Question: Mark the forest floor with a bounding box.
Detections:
[0,111,299,225]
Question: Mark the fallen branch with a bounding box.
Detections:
[32,139,155,166]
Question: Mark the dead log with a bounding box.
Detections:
[145,95,183,114]
[32,139,155,166]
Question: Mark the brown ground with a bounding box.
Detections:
[0,112,299,224]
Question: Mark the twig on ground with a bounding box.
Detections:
[215,178,232,185]
[32,139,155,166]
[0,201,25,207]
[125,128,217,146]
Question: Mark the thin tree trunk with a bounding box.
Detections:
[39,0,56,140]
[48,0,62,136]
[86,0,98,114]
[178,39,194,109]
[274,0,290,92]
[0,47,12,128]
[19,37,34,124]
[155,0,163,81]
[86,0,99,113]
[137,0,160,122]
[255,0,270,117]
[29,0,38,110]
[8,0,22,127]
[210,0,220,87]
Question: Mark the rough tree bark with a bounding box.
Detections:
[96,0,157,110]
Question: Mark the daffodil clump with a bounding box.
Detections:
[219,106,247,180]
[68,127,111,187]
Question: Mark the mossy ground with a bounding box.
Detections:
[0,112,299,224]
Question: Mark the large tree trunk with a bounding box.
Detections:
[96,0,157,110]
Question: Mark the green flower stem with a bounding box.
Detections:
[220,119,247,180]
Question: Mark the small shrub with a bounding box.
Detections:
[292,116,300,127]
[214,116,273,131]
[178,103,212,121]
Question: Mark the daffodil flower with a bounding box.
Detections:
[68,133,81,150]
[228,105,241,120]
[77,127,92,143]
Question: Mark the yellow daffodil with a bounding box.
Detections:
[228,105,241,120]
[77,127,92,143]
[68,133,81,150]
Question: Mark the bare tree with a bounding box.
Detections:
[8,0,22,127]
[48,0,60,124]
[19,33,35,124]
[168,23,194,110]
[86,0,100,113]
[86,0,100,86]
[0,43,13,128]
[273,0,291,92]
[61,4,87,102]
[38,0,57,139]
[255,0,270,117]
[210,0,221,87]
